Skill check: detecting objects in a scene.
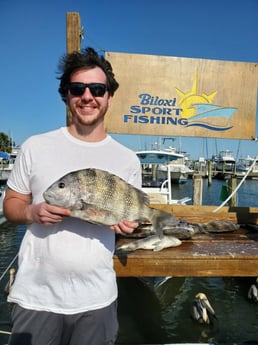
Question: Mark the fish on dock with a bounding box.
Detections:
[116,234,182,252]
[43,168,178,238]
[116,219,240,251]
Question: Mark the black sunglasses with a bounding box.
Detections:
[68,82,107,97]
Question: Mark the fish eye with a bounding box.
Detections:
[58,182,66,189]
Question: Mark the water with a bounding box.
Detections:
[171,178,258,208]
[117,277,258,345]
[0,222,25,345]
[1,179,258,345]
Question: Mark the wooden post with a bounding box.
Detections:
[66,12,82,54]
[66,12,82,125]
[228,177,238,207]
[193,174,203,205]
[207,160,212,186]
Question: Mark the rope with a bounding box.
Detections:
[0,330,11,335]
[0,252,18,282]
[213,155,258,213]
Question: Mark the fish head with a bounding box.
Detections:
[43,174,82,210]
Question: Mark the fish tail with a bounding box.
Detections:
[151,209,178,238]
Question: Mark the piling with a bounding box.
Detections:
[228,176,238,207]
[207,160,212,186]
[192,174,203,205]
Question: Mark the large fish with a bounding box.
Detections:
[43,168,178,237]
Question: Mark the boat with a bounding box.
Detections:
[213,150,236,172]
[136,149,191,205]
[193,156,208,177]
[211,150,236,179]
[157,155,194,184]
[0,152,10,185]
[0,148,19,185]
[236,155,258,178]
[158,146,194,184]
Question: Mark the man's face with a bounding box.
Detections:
[67,66,112,127]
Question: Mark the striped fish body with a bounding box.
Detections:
[43,168,178,236]
[193,220,240,234]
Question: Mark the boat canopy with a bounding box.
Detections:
[0,151,10,160]
[136,150,184,164]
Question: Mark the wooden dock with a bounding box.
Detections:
[114,205,258,277]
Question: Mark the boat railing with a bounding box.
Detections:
[142,176,190,205]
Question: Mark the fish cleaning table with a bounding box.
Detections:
[114,205,258,277]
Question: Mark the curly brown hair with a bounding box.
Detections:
[57,47,119,103]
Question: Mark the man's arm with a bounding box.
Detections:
[3,188,70,225]
[4,188,138,231]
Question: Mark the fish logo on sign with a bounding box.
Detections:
[176,73,237,131]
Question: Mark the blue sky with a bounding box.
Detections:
[1,0,257,160]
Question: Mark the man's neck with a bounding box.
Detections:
[67,124,107,142]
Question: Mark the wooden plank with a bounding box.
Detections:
[114,205,258,277]
[148,204,258,224]
[115,232,258,277]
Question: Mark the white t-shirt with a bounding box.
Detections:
[7,127,141,314]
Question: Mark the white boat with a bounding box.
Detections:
[213,150,236,172]
[236,155,258,178]
[136,150,191,204]
[193,156,208,177]
[158,155,194,184]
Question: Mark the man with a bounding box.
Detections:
[4,47,141,345]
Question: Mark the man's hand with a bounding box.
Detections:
[28,202,71,225]
[110,220,139,235]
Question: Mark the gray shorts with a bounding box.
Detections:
[8,301,118,345]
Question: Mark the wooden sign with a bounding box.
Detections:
[104,52,257,139]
